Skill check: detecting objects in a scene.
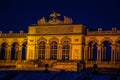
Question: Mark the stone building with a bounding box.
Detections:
[0,12,120,71]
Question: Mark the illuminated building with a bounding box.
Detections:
[0,12,120,71]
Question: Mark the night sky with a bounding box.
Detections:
[0,0,120,33]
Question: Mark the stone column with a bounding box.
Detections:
[18,45,22,61]
[97,44,101,62]
[88,46,91,60]
[58,44,62,60]
[84,45,89,61]
[45,44,50,60]
[115,46,118,62]
[15,45,18,60]
[5,45,12,61]
[111,44,115,63]
[101,45,104,61]
[91,45,94,60]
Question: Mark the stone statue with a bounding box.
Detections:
[48,11,62,24]
[63,16,73,24]
[50,11,61,19]
[37,17,46,25]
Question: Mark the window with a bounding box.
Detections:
[50,41,57,60]
[62,41,70,60]
[38,41,45,59]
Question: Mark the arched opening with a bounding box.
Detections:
[50,41,57,60]
[38,41,46,60]
[88,41,97,61]
[11,42,19,60]
[22,42,27,60]
[116,40,120,62]
[62,41,70,61]
[0,42,8,60]
[101,41,111,61]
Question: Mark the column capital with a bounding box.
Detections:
[7,45,12,50]
[111,44,116,47]
[19,45,23,49]
[111,44,116,48]
[97,44,102,49]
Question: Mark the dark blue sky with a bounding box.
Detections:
[0,0,120,32]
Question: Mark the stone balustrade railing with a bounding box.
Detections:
[0,33,28,37]
[87,30,120,36]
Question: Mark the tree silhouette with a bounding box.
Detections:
[44,64,49,72]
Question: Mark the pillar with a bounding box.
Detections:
[58,44,62,60]
[91,45,94,60]
[97,44,101,62]
[6,45,12,61]
[115,46,118,62]
[84,45,89,61]
[111,44,115,63]
[101,45,104,61]
[88,46,91,60]
[15,45,19,60]
[18,45,22,61]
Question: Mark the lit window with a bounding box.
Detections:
[50,41,57,60]
[62,41,70,60]
[38,41,45,59]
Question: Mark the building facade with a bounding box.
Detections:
[0,12,120,71]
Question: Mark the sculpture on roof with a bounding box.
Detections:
[37,11,73,25]
[63,16,73,24]
[48,11,62,24]
[50,11,61,20]
[37,17,46,25]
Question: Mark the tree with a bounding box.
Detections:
[44,64,49,72]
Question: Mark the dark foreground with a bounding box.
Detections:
[0,69,120,80]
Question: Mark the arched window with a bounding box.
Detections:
[22,42,27,60]
[11,42,19,60]
[88,41,97,61]
[101,41,111,61]
[62,41,70,60]
[0,42,8,60]
[50,41,57,60]
[38,41,46,59]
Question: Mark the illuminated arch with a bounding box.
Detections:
[87,39,98,61]
[100,37,113,44]
[49,37,59,43]
[61,36,71,44]
[11,39,20,45]
[115,38,120,44]
[101,38,112,61]
[22,42,27,60]
[37,37,47,44]
[0,39,9,45]
[87,38,98,45]
[11,42,19,60]
[21,39,27,45]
